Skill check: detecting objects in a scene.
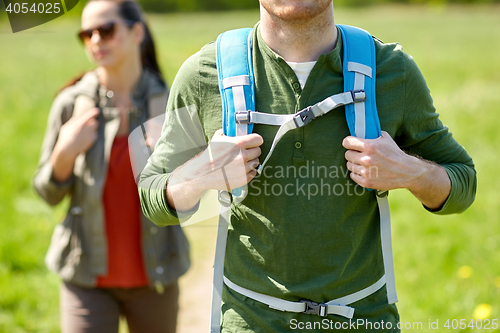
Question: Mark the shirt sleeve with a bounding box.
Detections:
[138,52,209,226]
[397,52,477,215]
[32,93,76,206]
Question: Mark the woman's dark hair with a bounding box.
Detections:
[59,0,164,92]
[116,0,163,80]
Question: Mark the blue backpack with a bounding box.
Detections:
[209,25,397,333]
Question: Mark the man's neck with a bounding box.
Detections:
[259,3,337,63]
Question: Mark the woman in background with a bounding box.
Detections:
[33,1,189,332]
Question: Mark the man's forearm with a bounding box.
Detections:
[406,157,451,210]
[165,164,207,213]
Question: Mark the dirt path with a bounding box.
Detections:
[177,218,219,333]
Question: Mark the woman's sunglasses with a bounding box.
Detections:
[77,20,136,44]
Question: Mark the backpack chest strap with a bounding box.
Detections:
[232,90,366,173]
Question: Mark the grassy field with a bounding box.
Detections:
[1,4,499,332]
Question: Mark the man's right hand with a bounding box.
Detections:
[166,129,263,212]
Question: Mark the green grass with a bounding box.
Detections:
[1,5,499,332]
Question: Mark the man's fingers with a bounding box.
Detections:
[349,171,365,186]
[236,133,264,149]
[345,148,364,164]
[342,135,366,152]
[346,161,366,177]
[244,146,262,162]
[205,131,262,182]
[246,168,258,182]
[210,129,263,148]
[245,158,260,173]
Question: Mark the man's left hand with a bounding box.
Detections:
[342,131,424,191]
[342,131,451,210]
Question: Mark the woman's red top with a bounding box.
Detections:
[97,135,149,288]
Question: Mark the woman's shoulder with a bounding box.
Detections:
[56,71,99,103]
[51,71,99,122]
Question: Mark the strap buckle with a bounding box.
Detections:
[376,190,389,198]
[351,89,367,103]
[300,300,328,317]
[235,111,251,125]
[218,190,233,207]
[293,106,315,128]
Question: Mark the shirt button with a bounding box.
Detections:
[70,206,83,216]
[150,227,158,235]
[156,266,164,275]
[295,142,302,149]
[292,82,300,90]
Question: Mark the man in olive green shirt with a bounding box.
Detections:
[139,1,476,331]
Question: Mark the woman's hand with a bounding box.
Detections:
[50,108,100,182]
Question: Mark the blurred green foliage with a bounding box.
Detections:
[136,0,259,13]
[135,0,500,12]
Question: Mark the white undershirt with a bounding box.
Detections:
[286,61,317,89]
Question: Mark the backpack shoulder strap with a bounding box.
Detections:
[337,24,381,139]
[338,26,397,305]
[216,28,255,137]
[211,29,256,333]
